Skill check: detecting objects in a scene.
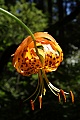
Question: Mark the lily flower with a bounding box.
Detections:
[12,32,74,110]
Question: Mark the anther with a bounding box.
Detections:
[70,90,74,103]
[30,100,34,110]
[43,88,46,95]
[58,93,61,102]
[39,95,42,109]
[60,89,66,102]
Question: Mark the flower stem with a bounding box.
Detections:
[0,8,35,40]
[0,8,43,64]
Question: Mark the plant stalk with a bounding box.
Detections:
[0,8,43,64]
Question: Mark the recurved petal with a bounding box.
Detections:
[34,32,56,43]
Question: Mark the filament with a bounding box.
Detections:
[23,75,40,102]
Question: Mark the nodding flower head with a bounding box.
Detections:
[12,32,63,75]
[12,32,74,110]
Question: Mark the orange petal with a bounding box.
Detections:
[34,32,56,43]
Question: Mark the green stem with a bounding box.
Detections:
[0,8,43,64]
[42,69,49,84]
[0,8,35,40]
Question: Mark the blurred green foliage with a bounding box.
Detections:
[0,0,48,47]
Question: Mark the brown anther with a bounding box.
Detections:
[58,93,61,102]
[30,100,34,110]
[39,95,42,109]
[70,90,74,103]
[60,89,66,102]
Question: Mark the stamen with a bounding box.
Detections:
[58,93,61,102]
[70,90,74,103]
[60,89,66,102]
[39,95,42,109]
[42,70,60,95]
[23,77,40,102]
[48,82,69,95]
[48,84,58,96]
[43,88,46,95]
[48,82,60,92]
[30,100,34,110]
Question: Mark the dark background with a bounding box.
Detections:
[0,0,80,120]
